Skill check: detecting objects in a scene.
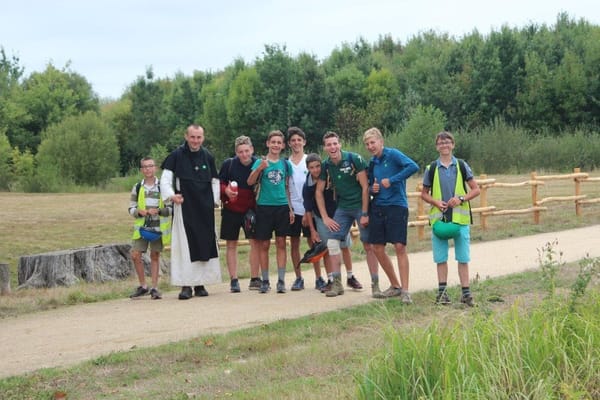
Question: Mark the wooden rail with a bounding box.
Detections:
[218,167,600,246]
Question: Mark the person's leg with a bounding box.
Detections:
[226,240,238,280]
[290,236,301,278]
[372,243,401,289]
[394,243,409,293]
[275,235,288,293]
[433,231,451,304]
[455,225,474,305]
[248,238,261,289]
[149,250,160,288]
[131,249,146,288]
[258,239,271,293]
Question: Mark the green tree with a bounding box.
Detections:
[226,66,262,143]
[399,105,446,168]
[5,63,99,152]
[0,130,12,190]
[36,111,119,188]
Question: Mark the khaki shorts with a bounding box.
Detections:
[132,238,163,253]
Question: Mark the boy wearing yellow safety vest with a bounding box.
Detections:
[421,132,480,306]
[128,157,172,300]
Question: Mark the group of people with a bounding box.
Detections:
[127,124,480,307]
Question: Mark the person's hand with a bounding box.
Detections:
[171,194,184,204]
[323,216,340,232]
[372,178,380,194]
[310,230,321,243]
[259,157,268,171]
[360,215,369,228]
[436,200,447,212]
[381,178,391,189]
[289,210,295,224]
[138,209,148,217]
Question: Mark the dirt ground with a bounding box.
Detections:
[1,225,599,379]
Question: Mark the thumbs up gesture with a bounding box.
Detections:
[372,177,380,194]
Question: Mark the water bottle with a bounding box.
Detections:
[229,181,238,203]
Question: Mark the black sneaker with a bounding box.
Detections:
[194,285,209,297]
[178,286,193,300]
[230,279,241,293]
[150,288,162,300]
[435,291,452,305]
[130,286,149,299]
[276,279,286,294]
[347,276,363,290]
[248,278,262,290]
[259,280,271,294]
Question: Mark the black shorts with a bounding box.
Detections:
[220,208,254,240]
[368,205,409,245]
[255,205,291,240]
[286,214,310,238]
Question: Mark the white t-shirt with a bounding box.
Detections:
[288,154,307,215]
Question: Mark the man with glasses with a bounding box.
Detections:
[421,131,480,306]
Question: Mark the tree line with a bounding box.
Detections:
[1,13,599,192]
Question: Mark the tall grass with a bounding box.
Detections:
[357,248,600,399]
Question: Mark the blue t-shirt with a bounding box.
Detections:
[369,147,419,207]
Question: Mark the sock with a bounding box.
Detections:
[261,270,269,282]
[371,274,379,284]
[347,270,353,279]
[462,286,471,297]
[277,267,286,282]
[327,272,333,282]
[438,282,447,294]
[332,271,341,279]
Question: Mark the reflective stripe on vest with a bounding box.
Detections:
[132,182,172,245]
[428,162,471,225]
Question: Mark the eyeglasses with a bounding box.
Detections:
[141,165,155,169]
[436,140,453,146]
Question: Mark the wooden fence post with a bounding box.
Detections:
[531,171,540,224]
[0,263,11,295]
[574,167,582,217]
[479,174,488,230]
[416,183,425,241]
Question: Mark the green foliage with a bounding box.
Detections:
[466,118,532,174]
[524,129,600,172]
[357,263,600,399]
[9,147,38,192]
[36,111,119,189]
[398,105,446,168]
[0,131,11,190]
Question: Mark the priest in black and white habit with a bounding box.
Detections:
[160,124,222,300]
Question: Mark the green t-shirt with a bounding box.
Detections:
[251,158,291,206]
[319,151,367,210]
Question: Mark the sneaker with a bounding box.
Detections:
[230,279,241,293]
[371,282,386,299]
[194,285,209,297]
[248,278,262,290]
[129,286,149,299]
[277,279,286,294]
[435,291,452,305]
[259,280,271,294]
[150,288,162,300]
[178,286,193,300]
[460,294,475,307]
[382,286,402,298]
[320,280,332,293]
[400,291,413,305]
[315,276,327,290]
[291,277,304,291]
[325,277,344,297]
[347,276,363,290]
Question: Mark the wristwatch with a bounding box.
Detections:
[458,196,465,204]
[361,211,369,217]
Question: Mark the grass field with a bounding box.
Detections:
[0,172,599,398]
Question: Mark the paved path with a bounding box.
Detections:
[1,225,599,378]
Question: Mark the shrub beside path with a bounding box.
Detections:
[1,225,599,378]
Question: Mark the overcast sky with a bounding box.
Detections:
[1,0,598,99]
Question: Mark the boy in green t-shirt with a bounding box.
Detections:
[247,130,294,294]
[315,131,379,297]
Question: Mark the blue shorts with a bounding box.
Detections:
[368,205,408,245]
[314,215,352,249]
[329,208,369,243]
[432,224,471,264]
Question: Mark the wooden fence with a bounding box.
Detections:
[219,168,600,247]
